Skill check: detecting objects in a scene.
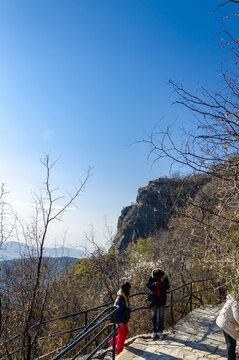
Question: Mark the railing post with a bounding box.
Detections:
[170,291,174,328]
[112,319,116,360]
[85,311,88,328]
[190,283,193,312]
[85,312,88,350]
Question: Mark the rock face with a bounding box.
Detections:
[114,177,209,252]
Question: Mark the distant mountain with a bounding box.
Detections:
[0,241,85,261]
[0,256,78,280]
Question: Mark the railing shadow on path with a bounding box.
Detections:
[165,334,226,357]
[125,344,182,360]
[123,326,227,360]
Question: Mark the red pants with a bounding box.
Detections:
[109,323,129,355]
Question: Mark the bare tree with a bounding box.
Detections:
[74,223,127,304]
[0,183,16,344]
[0,156,91,360]
[0,184,15,250]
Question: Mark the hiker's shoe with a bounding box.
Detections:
[158,331,164,339]
[152,332,157,340]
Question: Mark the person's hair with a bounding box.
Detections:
[122,282,131,297]
[153,269,165,279]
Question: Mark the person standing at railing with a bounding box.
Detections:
[146,269,169,340]
[109,282,131,355]
[216,292,239,360]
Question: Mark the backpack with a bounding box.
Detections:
[155,281,162,297]
[111,294,131,323]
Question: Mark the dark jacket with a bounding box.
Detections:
[146,275,169,306]
[115,290,130,324]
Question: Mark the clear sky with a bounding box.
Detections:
[0,0,236,250]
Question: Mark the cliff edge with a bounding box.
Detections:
[114,176,209,252]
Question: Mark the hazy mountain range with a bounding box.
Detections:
[0,241,85,261]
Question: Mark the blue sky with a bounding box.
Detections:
[0,0,236,250]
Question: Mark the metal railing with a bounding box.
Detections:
[129,279,215,327]
[1,278,216,360]
[50,279,215,359]
[51,305,119,360]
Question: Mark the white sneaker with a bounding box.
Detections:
[158,332,163,339]
[152,332,157,340]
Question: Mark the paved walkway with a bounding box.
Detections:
[100,304,239,360]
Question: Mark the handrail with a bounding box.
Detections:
[5,301,114,344]
[51,305,119,360]
[5,279,214,345]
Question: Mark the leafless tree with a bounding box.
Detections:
[0,156,91,360]
[74,223,127,304]
[0,184,15,250]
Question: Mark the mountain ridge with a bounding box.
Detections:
[0,241,85,261]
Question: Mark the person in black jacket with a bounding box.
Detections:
[146,269,169,339]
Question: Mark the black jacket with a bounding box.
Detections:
[146,276,169,306]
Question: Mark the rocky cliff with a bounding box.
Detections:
[114,176,209,252]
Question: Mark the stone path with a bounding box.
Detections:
[100,304,239,360]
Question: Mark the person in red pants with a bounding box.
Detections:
[109,282,131,355]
